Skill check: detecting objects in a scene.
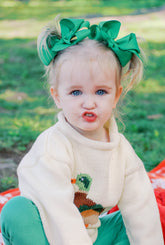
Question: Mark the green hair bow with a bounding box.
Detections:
[38,18,140,67]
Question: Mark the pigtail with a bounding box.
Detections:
[37,16,62,87]
[121,48,144,96]
[37,15,61,58]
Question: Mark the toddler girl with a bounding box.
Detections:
[0,17,163,245]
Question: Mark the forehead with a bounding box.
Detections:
[58,57,117,87]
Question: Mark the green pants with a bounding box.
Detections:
[0,196,129,245]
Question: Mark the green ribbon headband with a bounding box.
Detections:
[38,18,140,67]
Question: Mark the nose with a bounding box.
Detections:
[82,95,96,110]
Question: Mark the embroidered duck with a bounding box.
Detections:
[71,174,104,228]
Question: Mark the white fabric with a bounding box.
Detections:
[17,112,163,245]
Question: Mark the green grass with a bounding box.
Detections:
[0,0,165,191]
[0,176,18,192]
[120,40,165,171]
[0,38,56,152]
[1,0,164,21]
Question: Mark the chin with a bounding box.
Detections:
[79,127,100,134]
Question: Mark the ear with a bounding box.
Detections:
[50,87,62,109]
[113,85,123,109]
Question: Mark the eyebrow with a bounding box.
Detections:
[95,85,112,90]
[65,84,113,92]
[66,85,82,91]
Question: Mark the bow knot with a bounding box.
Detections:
[38,18,141,67]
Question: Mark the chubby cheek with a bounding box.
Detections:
[101,96,115,109]
[99,99,115,119]
[64,100,79,113]
[63,111,79,127]
[62,102,78,118]
[57,96,72,110]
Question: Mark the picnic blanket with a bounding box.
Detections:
[148,159,165,242]
[0,160,165,245]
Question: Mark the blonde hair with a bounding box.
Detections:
[37,17,143,97]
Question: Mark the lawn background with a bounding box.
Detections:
[0,0,165,191]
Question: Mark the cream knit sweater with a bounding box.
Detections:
[17,112,163,245]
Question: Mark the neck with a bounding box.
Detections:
[72,125,110,142]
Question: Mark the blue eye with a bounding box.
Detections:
[96,89,107,95]
[71,90,82,96]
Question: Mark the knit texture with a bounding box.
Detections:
[17,112,163,245]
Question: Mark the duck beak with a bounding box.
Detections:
[71,178,76,184]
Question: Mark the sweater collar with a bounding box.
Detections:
[57,111,120,150]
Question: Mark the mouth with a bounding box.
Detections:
[82,112,97,122]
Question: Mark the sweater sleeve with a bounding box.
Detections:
[118,145,163,245]
[17,129,92,245]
